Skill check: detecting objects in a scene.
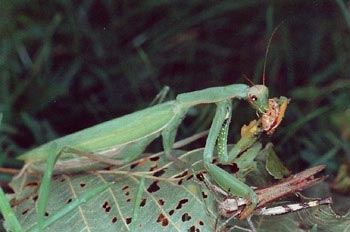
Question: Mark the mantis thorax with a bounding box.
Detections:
[247,85,269,114]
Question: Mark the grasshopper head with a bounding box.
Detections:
[247,85,269,114]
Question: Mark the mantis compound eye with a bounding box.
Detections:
[249,95,258,102]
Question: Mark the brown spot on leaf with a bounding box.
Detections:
[130,162,139,169]
[147,181,160,193]
[176,199,189,210]
[201,191,208,199]
[186,175,194,181]
[66,198,72,203]
[196,173,205,182]
[105,206,111,213]
[122,185,129,191]
[126,217,132,224]
[188,225,200,232]
[158,199,165,205]
[156,213,169,227]
[21,209,29,215]
[102,200,112,213]
[45,212,49,217]
[80,182,86,187]
[169,209,174,216]
[174,170,188,179]
[102,201,109,208]
[198,220,204,226]
[153,169,166,177]
[140,198,147,207]
[111,217,117,224]
[103,165,114,170]
[25,182,38,187]
[33,195,38,202]
[181,213,191,222]
[177,179,184,185]
[149,163,159,171]
[126,198,130,202]
[150,156,160,161]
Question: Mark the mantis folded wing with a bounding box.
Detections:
[17,84,270,170]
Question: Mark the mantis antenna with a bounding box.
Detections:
[262,21,284,86]
[243,74,255,86]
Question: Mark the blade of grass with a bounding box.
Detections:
[280,106,330,145]
[36,142,59,231]
[336,0,350,30]
[28,182,113,232]
[35,142,115,231]
[311,145,340,166]
[0,187,24,232]
[130,175,145,232]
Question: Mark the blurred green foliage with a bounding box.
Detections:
[0,0,349,185]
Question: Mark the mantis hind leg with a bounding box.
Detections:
[25,133,160,173]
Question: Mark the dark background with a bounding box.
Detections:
[0,0,349,193]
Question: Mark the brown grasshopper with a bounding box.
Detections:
[215,165,331,231]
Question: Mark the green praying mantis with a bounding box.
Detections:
[17,84,289,219]
[17,28,290,220]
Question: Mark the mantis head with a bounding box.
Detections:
[247,85,269,114]
[246,23,284,115]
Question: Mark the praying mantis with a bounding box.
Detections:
[17,85,287,171]
[17,84,289,220]
[16,27,290,221]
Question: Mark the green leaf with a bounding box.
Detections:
[264,143,290,179]
[9,149,217,231]
[7,148,349,231]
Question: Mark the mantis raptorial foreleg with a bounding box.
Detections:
[203,99,259,219]
[202,96,289,219]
